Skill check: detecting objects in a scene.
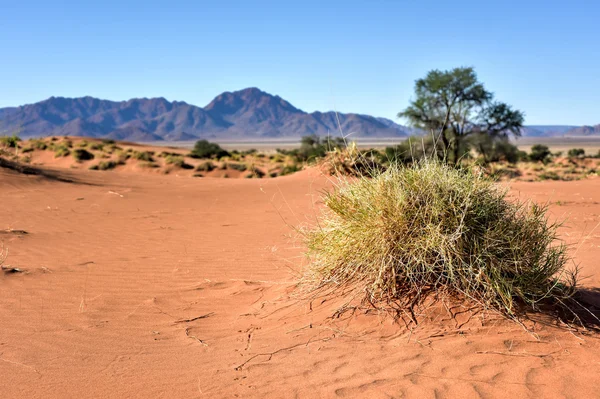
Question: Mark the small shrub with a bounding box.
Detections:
[567,148,585,158]
[72,149,95,162]
[226,162,247,172]
[117,153,130,164]
[302,160,577,321]
[89,143,104,151]
[538,171,561,181]
[133,151,154,162]
[189,140,229,159]
[31,139,48,150]
[54,145,70,158]
[196,161,215,172]
[280,164,301,176]
[0,135,21,148]
[529,144,551,163]
[248,166,265,178]
[90,160,117,171]
[102,139,116,145]
[165,154,193,169]
[21,147,34,153]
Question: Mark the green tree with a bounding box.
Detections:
[399,67,524,164]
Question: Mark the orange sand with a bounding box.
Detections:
[1,165,599,398]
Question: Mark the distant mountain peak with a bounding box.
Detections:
[3,88,587,142]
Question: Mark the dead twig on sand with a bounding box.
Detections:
[0,229,28,235]
[476,350,560,358]
[234,337,331,371]
[185,327,208,346]
[174,312,215,324]
[1,265,24,274]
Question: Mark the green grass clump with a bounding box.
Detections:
[31,139,48,150]
[72,148,95,162]
[226,162,247,172]
[165,154,193,169]
[196,161,215,172]
[302,160,577,320]
[89,160,118,171]
[132,151,154,162]
[89,143,104,151]
[54,145,70,158]
[0,135,21,148]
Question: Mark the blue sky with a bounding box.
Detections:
[1,0,598,125]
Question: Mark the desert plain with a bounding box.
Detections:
[1,140,600,398]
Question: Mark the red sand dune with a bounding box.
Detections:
[1,166,599,398]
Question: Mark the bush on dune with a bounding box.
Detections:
[302,160,578,321]
[189,140,229,159]
[0,135,21,148]
[73,148,95,162]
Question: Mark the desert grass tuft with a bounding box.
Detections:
[301,159,578,321]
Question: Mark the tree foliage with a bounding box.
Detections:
[399,67,524,164]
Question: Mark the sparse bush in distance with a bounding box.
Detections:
[470,134,521,164]
[538,171,561,181]
[196,161,215,172]
[567,148,585,158]
[0,134,21,148]
[89,160,117,171]
[277,135,347,163]
[226,162,247,172]
[54,145,70,158]
[165,154,193,169]
[31,139,48,150]
[529,144,552,163]
[280,164,301,176]
[117,153,130,164]
[89,143,104,151]
[302,160,577,320]
[132,151,154,162]
[72,148,95,162]
[189,140,230,159]
[248,166,265,178]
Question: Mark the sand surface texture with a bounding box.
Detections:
[1,166,600,398]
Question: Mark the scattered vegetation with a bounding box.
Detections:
[302,160,578,322]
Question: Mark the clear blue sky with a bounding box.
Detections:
[1,0,598,125]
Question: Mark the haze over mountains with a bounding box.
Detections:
[0,87,597,141]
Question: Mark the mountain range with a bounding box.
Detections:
[0,88,597,141]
